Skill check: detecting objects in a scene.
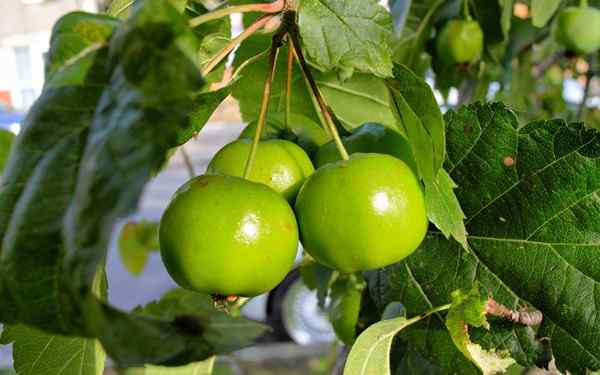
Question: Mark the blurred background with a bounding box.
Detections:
[0,0,599,374]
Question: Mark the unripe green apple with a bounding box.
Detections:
[295,153,428,273]
[159,174,298,297]
[436,19,484,65]
[207,139,314,202]
[555,6,600,55]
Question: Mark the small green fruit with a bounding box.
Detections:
[159,174,298,297]
[295,153,428,273]
[207,139,314,202]
[314,123,417,174]
[436,19,484,65]
[329,279,362,345]
[555,6,600,55]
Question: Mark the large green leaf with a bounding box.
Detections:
[45,12,120,80]
[0,1,266,367]
[366,102,600,374]
[297,0,393,78]
[387,64,467,248]
[0,325,105,375]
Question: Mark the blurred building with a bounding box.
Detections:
[0,0,99,111]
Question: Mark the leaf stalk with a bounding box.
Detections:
[189,0,285,28]
[287,22,349,161]
[243,34,284,179]
[202,15,275,77]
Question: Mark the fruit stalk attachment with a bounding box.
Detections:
[284,40,294,130]
[202,15,275,76]
[287,15,350,161]
[242,33,284,179]
[462,0,472,20]
[189,0,285,27]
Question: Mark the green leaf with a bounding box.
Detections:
[232,34,319,124]
[315,71,401,133]
[531,0,562,27]
[344,305,449,375]
[446,286,516,375]
[297,0,394,78]
[0,130,15,173]
[366,102,600,374]
[180,82,234,145]
[0,325,105,375]
[424,169,468,249]
[118,221,159,276]
[0,1,262,367]
[144,359,215,375]
[298,255,337,308]
[45,12,120,80]
[135,289,269,354]
[386,64,467,247]
[107,0,187,19]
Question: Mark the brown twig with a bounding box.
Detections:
[202,15,275,76]
[242,33,284,178]
[180,146,195,179]
[189,0,284,27]
[486,298,543,326]
[577,54,597,121]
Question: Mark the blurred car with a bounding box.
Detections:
[0,104,23,135]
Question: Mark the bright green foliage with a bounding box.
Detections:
[555,6,600,55]
[298,0,393,78]
[366,103,600,373]
[296,153,428,273]
[531,0,561,27]
[436,20,484,65]
[159,175,298,296]
[118,220,159,276]
[207,139,314,202]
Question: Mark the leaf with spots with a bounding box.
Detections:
[365,102,600,374]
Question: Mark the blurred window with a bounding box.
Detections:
[14,46,32,81]
[20,88,36,109]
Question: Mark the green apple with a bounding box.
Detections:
[555,6,600,55]
[295,153,428,273]
[207,139,314,202]
[436,19,484,65]
[159,174,298,296]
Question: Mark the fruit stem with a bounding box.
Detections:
[180,146,195,178]
[189,0,285,28]
[287,20,349,161]
[202,15,275,77]
[284,39,294,131]
[462,0,472,20]
[577,54,596,121]
[243,34,284,179]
